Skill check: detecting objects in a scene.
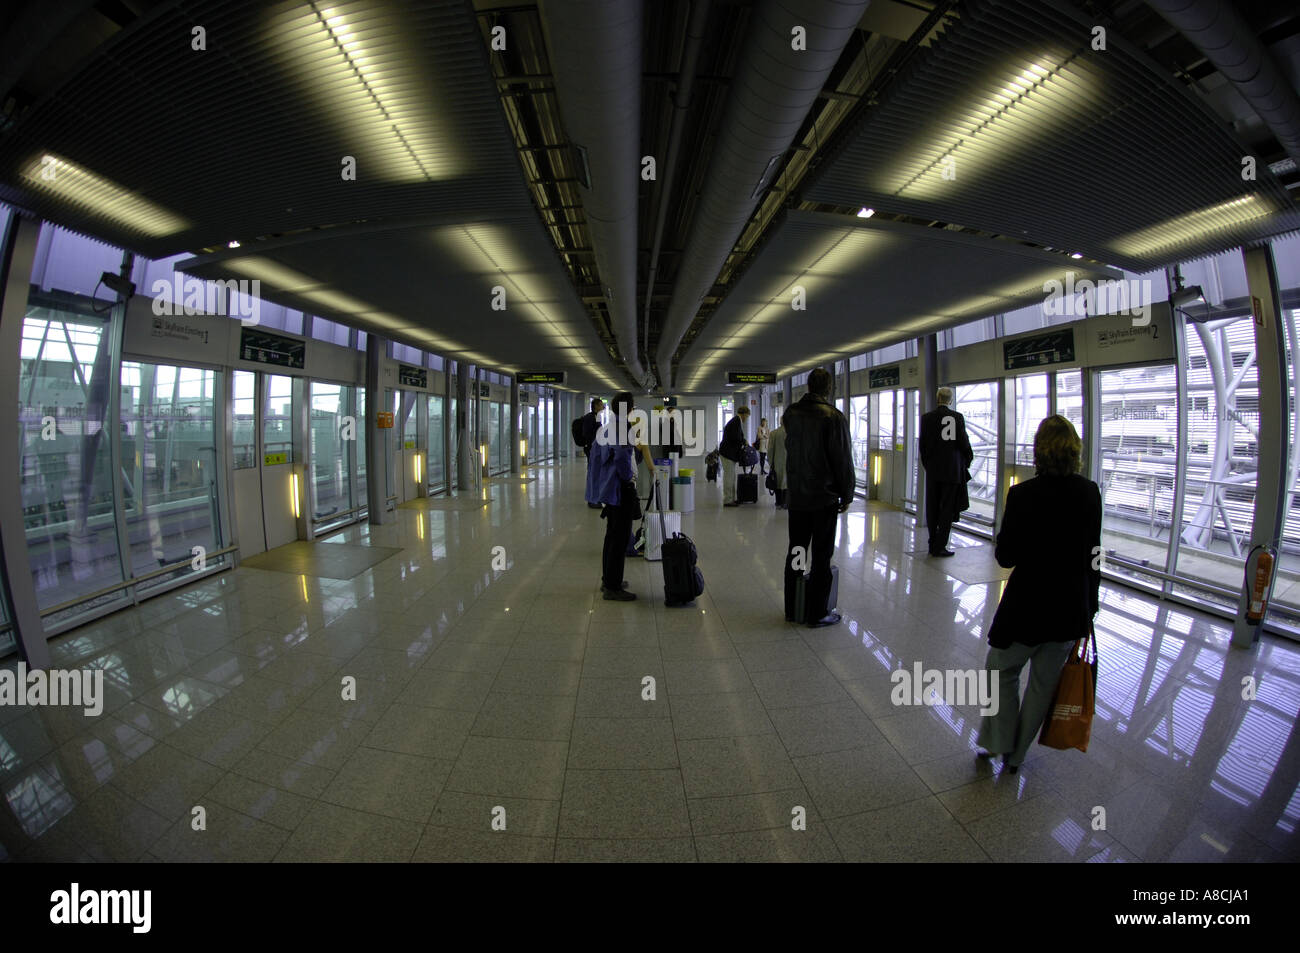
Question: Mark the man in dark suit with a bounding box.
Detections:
[582,398,605,508]
[919,386,973,557]
[783,368,855,627]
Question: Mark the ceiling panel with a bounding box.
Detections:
[679,209,1124,388]
[804,0,1300,272]
[181,211,626,392]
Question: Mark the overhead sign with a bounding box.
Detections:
[399,364,427,389]
[727,371,777,385]
[868,365,901,389]
[1004,328,1075,371]
[517,371,566,384]
[479,383,491,397]
[240,328,305,369]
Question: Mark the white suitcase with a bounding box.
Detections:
[644,477,680,562]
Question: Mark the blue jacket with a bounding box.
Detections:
[585,437,635,506]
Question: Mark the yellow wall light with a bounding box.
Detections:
[290,471,301,519]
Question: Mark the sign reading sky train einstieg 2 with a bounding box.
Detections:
[240,327,305,369]
[1003,328,1076,371]
[727,371,777,385]
[868,365,901,389]
[517,371,566,384]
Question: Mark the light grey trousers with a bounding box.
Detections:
[977,639,1074,767]
[722,457,737,504]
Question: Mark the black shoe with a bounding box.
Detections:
[602,588,637,601]
[600,581,630,592]
[930,549,955,557]
[587,502,602,509]
[1005,763,1019,775]
[723,502,739,508]
[808,612,842,628]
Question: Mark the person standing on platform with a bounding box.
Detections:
[719,405,750,508]
[587,393,653,600]
[919,386,973,557]
[756,417,771,473]
[768,421,788,509]
[977,415,1101,773]
[783,369,855,627]
[581,397,605,509]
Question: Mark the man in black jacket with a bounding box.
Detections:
[783,368,855,627]
[919,387,973,557]
[719,405,750,507]
[581,398,604,508]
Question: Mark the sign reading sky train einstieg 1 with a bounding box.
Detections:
[727,371,777,385]
[517,371,566,385]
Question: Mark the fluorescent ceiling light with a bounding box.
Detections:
[1070,252,1082,259]
[857,207,875,218]
[266,4,461,182]
[228,240,241,249]
[22,153,189,237]
[1109,195,1274,260]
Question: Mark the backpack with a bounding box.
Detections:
[571,417,585,447]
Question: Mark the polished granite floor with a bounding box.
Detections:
[1,459,1297,862]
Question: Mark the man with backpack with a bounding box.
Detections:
[574,397,605,508]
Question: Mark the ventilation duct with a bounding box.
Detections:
[539,0,649,389]
[654,0,871,388]
[1145,0,1300,169]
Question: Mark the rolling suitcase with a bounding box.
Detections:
[784,565,839,624]
[736,466,759,504]
[644,481,681,562]
[658,479,705,607]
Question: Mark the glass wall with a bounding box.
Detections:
[262,375,296,461]
[954,381,998,524]
[428,395,446,492]
[310,382,354,526]
[119,362,222,595]
[1095,364,1178,592]
[1013,374,1050,467]
[19,303,125,622]
[1056,369,1084,445]
[231,371,257,468]
[850,395,870,487]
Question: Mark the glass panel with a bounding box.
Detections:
[402,393,418,449]
[32,227,123,297]
[232,370,257,468]
[1174,318,1258,607]
[311,316,350,347]
[450,395,459,488]
[428,395,445,491]
[1013,374,1050,466]
[716,397,734,447]
[356,388,367,505]
[18,305,126,618]
[1056,369,1084,444]
[875,391,894,450]
[1096,364,1178,589]
[953,381,998,524]
[120,362,221,593]
[310,382,352,524]
[262,374,295,461]
[850,395,870,486]
[1273,298,1300,624]
[487,401,502,473]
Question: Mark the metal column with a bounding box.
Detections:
[0,214,50,668]
[1234,245,1288,649]
[365,334,390,524]
[455,367,472,491]
[510,376,521,473]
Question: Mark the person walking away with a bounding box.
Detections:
[919,386,973,556]
[756,418,770,473]
[783,369,855,626]
[719,405,751,508]
[586,393,654,600]
[581,398,605,508]
[978,415,1101,773]
[768,423,788,509]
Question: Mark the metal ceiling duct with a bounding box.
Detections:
[539,0,649,389]
[654,0,871,388]
[1146,0,1300,169]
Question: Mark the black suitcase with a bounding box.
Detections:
[785,565,839,624]
[737,469,759,504]
[658,485,704,606]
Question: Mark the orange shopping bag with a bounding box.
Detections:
[1038,625,1097,752]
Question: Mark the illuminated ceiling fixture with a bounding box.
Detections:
[267,2,461,182]
[890,57,1066,199]
[21,153,189,237]
[857,207,875,218]
[228,240,241,249]
[1070,252,1082,259]
[1109,195,1274,260]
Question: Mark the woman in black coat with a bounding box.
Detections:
[977,415,1101,773]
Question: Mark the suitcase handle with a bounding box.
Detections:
[656,476,668,539]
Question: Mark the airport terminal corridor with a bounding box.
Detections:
[2,461,1295,863]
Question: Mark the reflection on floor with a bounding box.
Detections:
[239,541,402,580]
[1,458,1296,862]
